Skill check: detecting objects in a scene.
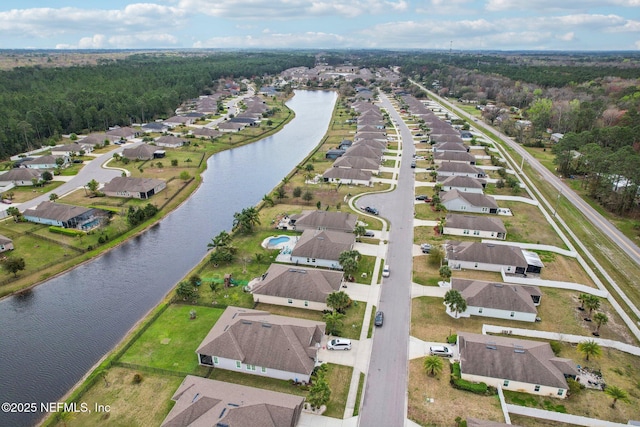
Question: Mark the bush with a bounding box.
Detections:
[549,341,562,356]
[49,226,84,237]
[132,373,143,384]
[452,378,489,394]
[447,334,457,344]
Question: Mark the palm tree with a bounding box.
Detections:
[577,293,589,311]
[605,385,629,409]
[339,250,360,281]
[593,312,608,336]
[326,291,351,313]
[577,339,602,361]
[233,207,261,234]
[423,355,444,377]
[354,224,366,241]
[262,194,274,207]
[584,295,601,321]
[49,193,59,202]
[207,230,232,250]
[323,311,345,336]
[444,289,467,318]
[439,265,452,284]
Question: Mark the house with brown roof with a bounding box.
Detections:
[0,234,14,252]
[249,264,343,311]
[163,115,194,128]
[432,141,468,153]
[343,144,383,160]
[444,241,544,275]
[443,214,507,240]
[437,162,486,179]
[161,375,304,427]
[322,167,372,186]
[457,332,578,399]
[332,156,380,173]
[450,278,541,322]
[79,133,121,147]
[290,229,355,269]
[22,201,107,230]
[218,121,245,132]
[102,176,166,199]
[0,168,42,187]
[190,128,221,139]
[122,144,157,160]
[441,190,498,214]
[106,126,139,139]
[438,176,486,194]
[288,210,357,233]
[196,306,325,382]
[434,151,476,165]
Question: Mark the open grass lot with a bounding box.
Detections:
[410,286,635,345]
[500,201,566,248]
[503,341,640,424]
[51,366,183,427]
[538,253,599,289]
[412,254,441,287]
[119,304,224,373]
[408,358,504,426]
[1,181,65,203]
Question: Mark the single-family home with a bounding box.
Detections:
[332,156,380,173]
[141,122,169,133]
[437,162,486,179]
[230,116,260,127]
[322,168,372,186]
[22,201,107,230]
[353,132,387,143]
[457,332,578,399]
[78,133,120,147]
[122,144,157,161]
[432,141,469,153]
[106,126,139,140]
[551,133,564,143]
[0,234,14,252]
[218,121,245,132]
[440,190,498,214]
[290,229,355,269]
[249,264,344,311]
[23,155,68,170]
[196,306,325,383]
[449,278,541,322]
[155,135,186,148]
[0,168,42,187]
[352,139,387,151]
[102,176,166,199]
[288,210,357,233]
[343,145,383,160]
[190,128,221,139]
[163,116,194,128]
[443,214,507,240]
[161,375,304,427]
[438,176,486,194]
[434,151,476,165]
[444,241,544,275]
[51,143,92,156]
[430,133,465,144]
[357,124,385,133]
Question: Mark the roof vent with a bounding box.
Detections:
[486,341,497,350]
[493,283,503,288]
[262,323,272,328]
[514,345,525,354]
[241,320,252,325]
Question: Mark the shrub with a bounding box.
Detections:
[567,378,584,396]
[451,362,461,379]
[132,373,143,384]
[452,378,489,394]
[49,226,84,237]
[447,334,457,344]
[549,341,562,356]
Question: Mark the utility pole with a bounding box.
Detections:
[554,191,562,217]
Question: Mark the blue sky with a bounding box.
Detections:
[0,0,638,50]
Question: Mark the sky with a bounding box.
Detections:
[0,0,639,51]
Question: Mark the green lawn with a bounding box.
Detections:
[119,304,224,373]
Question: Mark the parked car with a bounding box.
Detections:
[429,345,453,357]
[363,206,379,215]
[410,161,416,168]
[382,264,390,277]
[363,230,375,237]
[420,243,432,254]
[327,338,352,351]
[374,311,384,327]
[415,195,429,201]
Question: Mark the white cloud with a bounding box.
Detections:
[178,0,407,18]
[486,0,640,11]
[558,32,575,41]
[78,34,107,49]
[193,31,348,48]
[56,32,178,49]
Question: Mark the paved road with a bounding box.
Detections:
[357,93,416,427]
[411,80,640,268]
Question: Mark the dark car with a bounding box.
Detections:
[363,206,379,215]
[374,311,384,327]
[415,195,429,201]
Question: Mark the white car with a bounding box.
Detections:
[327,338,352,351]
[382,265,390,277]
[429,345,453,357]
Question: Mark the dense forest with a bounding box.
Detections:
[0,52,314,159]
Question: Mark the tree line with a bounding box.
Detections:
[0,52,314,159]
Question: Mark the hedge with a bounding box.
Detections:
[452,378,489,394]
[49,226,84,236]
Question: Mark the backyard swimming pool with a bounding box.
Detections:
[261,235,295,250]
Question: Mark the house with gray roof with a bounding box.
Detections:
[288,210,357,233]
[444,241,543,275]
[322,167,372,186]
[432,141,468,153]
[22,201,107,230]
[437,162,486,179]
[51,143,92,156]
[155,135,186,148]
[434,151,476,165]
[353,132,387,142]
[196,306,325,383]
[218,121,245,132]
[438,176,486,194]
[0,234,14,252]
[106,126,139,139]
[141,122,169,133]
[457,332,578,399]
[332,156,380,173]
[79,133,120,147]
[290,229,355,269]
[249,264,343,311]
[450,278,541,322]
[122,144,157,160]
[190,128,221,139]
[343,144,383,160]
[102,176,166,199]
[164,116,194,127]
[161,375,304,427]
[23,155,68,170]
[0,168,42,187]
[443,214,507,240]
[441,190,498,214]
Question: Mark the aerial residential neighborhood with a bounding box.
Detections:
[0,49,639,427]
